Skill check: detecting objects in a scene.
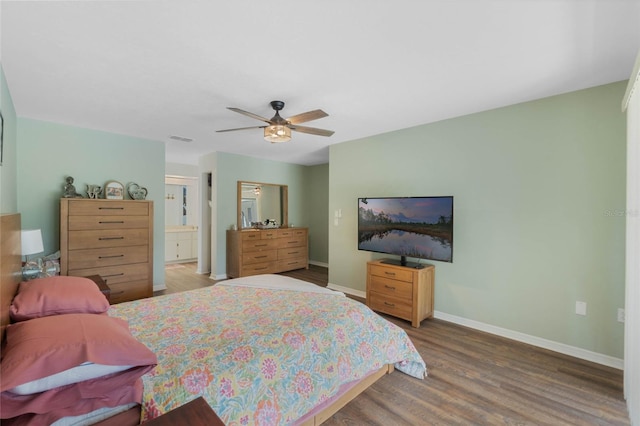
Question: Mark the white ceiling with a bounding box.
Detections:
[2,1,639,166]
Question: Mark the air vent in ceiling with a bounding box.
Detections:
[169,135,193,142]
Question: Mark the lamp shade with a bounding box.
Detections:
[264,125,291,143]
[21,229,44,256]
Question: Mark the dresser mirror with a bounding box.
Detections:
[237,181,288,229]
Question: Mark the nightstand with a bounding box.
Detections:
[85,275,111,304]
[144,397,224,425]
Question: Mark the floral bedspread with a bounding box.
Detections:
[108,278,426,425]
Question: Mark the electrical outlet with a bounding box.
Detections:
[575,301,587,316]
[618,308,625,323]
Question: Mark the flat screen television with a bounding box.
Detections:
[358,196,453,267]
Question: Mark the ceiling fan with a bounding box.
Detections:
[217,100,334,143]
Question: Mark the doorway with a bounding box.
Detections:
[165,176,198,265]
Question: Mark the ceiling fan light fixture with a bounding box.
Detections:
[264,125,291,143]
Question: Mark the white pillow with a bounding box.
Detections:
[8,362,133,395]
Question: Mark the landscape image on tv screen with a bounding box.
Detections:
[358,196,453,263]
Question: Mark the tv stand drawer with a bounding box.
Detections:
[368,293,413,320]
[369,275,412,300]
[369,264,413,283]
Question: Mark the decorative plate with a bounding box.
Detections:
[127,182,148,200]
[104,180,124,200]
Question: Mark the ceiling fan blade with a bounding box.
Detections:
[289,125,334,137]
[286,109,328,124]
[227,107,272,124]
[216,125,266,133]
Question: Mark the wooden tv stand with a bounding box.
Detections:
[366,259,434,328]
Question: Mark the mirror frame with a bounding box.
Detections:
[237,181,288,229]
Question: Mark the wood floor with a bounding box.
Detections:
[163,263,630,425]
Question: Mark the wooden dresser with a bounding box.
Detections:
[366,259,434,328]
[226,228,308,278]
[60,199,153,304]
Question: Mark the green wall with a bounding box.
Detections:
[329,81,627,358]
[16,118,166,287]
[213,152,309,276]
[1,64,18,214]
[210,152,328,275]
[305,163,329,264]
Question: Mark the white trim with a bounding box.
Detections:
[622,50,640,111]
[165,259,196,265]
[434,311,623,370]
[153,284,167,292]
[329,283,622,368]
[624,54,640,425]
[327,282,366,299]
[212,273,227,280]
[309,260,329,268]
[165,175,198,185]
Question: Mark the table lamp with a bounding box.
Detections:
[21,229,44,280]
[21,229,44,261]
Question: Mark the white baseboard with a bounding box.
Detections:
[165,259,196,265]
[434,311,623,370]
[309,260,329,268]
[327,282,366,299]
[153,284,166,291]
[325,282,622,369]
[212,273,227,280]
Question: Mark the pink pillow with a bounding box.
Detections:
[0,314,157,419]
[9,276,109,322]
[2,379,142,426]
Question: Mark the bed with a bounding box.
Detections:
[1,213,426,425]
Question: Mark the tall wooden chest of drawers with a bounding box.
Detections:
[226,228,308,278]
[366,259,434,328]
[60,199,153,304]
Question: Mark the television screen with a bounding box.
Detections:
[358,196,453,266]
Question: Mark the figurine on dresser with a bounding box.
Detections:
[62,176,84,198]
[86,184,103,199]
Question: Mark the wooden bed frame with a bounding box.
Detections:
[1,213,22,343]
[0,212,392,425]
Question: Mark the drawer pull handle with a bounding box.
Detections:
[287,251,299,255]
[99,221,125,224]
[384,271,396,276]
[255,255,268,259]
[102,273,124,284]
[99,207,124,210]
[384,302,395,307]
[255,244,267,247]
[287,241,298,244]
[287,262,298,265]
[99,254,125,259]
[255,267,269,271]
[384,285,396,290]
[99,236,124,240]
